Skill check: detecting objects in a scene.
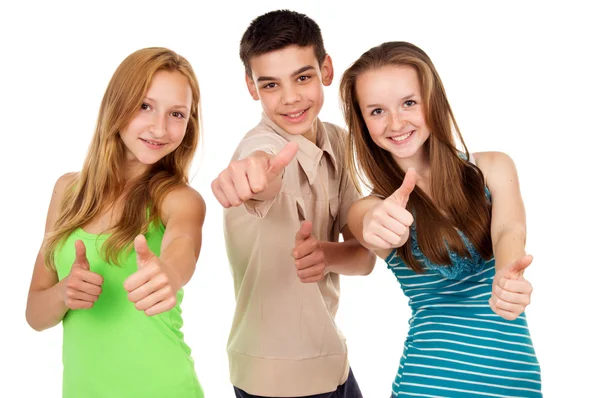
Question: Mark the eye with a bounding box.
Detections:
[262,82,277,89]
[370,108,384,116]
[297,75,311,82]
[404,100,416,107]
[171,111,186,119]
[141,103,151,110]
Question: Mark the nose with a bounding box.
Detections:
[389,111,406,132]
[281,85,301,105]
[150,112,167,137]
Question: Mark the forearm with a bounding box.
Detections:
[26,280,68,331]
[160,235,199,289]
[493,227,526,272]
[322,239,376,276]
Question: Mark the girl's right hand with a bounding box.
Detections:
[62,240,103,310]
[362,168,417,250]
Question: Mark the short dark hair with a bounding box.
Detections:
[240,9,327,77]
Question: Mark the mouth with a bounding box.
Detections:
[388,130,415,143]
[139,138,167,148]
[281,108,309,121]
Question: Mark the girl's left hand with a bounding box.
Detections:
[489,255,534,321]
[124,235,181,316]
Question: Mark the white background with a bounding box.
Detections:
[1,1,598,397]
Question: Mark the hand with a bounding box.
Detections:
[489,254,534,320]
[292,221,327,283]
[62,240,103,310]
[362,168,417,250]
[211,142,299,208]
[124,235,180,316]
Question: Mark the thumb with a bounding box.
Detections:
[295,221,313,244]
[134,235,154,267]
[507,254,533,278]
[73,240,89,269]
[266,142,299,180]
[391,168,417,208]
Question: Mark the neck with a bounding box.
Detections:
[122,157,151,182]
[394,148,430,179]
[302,119,318,144]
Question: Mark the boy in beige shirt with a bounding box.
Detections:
[211,10,376,398]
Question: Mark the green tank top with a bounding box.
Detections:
[55,222,204,398]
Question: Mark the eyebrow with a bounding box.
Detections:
[365,93,416,109]
[143,97,190,111]
[256,65,317,82]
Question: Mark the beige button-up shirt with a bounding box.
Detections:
[224,114,361,396]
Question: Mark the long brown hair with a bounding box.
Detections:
[44,47,201,268]
[340,41,492,272]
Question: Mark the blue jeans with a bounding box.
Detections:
[233,367,362,398]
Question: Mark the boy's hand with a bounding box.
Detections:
[363,168,417,250]
[211,142,298,208]
[292,221,327,283]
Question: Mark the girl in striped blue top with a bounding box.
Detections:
[340,42,542,397]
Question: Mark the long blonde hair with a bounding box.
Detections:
[340,42,492,272]
[44,47,201,268]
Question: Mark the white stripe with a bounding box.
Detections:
[402,372,542,393]
[470,291,492,299]
[398,382,522,397]
[413,338,538,357]
[478,313,526,320]
[412,330,534,348]
[395,391,452,398]
[412,321,532,338]
[402,278,448,287]
[414,314,530,330]
[439,283,487,295]
[408,353,541,374]
[413,347,539,365]
[410,296,445,305]
[403,363,541,384]
[395,272,439,279]
[417,303,491,310]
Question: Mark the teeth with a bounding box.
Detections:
[143,138,163,145]
[287,110,305,118]
[391,131,413,142]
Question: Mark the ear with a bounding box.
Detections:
[245,73,260,101]
[321,54,334,87]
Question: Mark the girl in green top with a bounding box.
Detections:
[25,47,205,398]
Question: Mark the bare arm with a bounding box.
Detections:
[159,186,206,289]
[26,173,76,331]
[476,152,527,271]
[321,225,377,276]
[124,185,206,316]
[476,151,533,320]
[293,221,376,283]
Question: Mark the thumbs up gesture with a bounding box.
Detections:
[292,221,327,283]
[489,255,534,320]
[211,142,299,208]
[362,168,417,250]
[62,240,103,310]
[123,235,179,316]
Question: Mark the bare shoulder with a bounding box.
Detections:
[44,172,79,232]
[54,172,79,195]
[472,152,517,178]
[473,151,520,193]
[161,184,206,223]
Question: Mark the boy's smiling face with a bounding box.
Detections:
[245,45,333,142]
